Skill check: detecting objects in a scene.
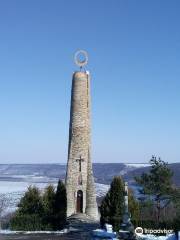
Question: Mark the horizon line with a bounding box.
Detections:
[0,161,178,165]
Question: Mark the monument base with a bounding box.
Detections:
[66,213,100,238]
[67,213,99,225]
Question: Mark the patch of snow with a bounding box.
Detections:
[0,181,56,194]
[0,181,110,215]
[0,181,58,215]
[125,163,150,168]
[116,163,150,176]
[138,233,177,240]
[0,229,67,234]
[95,183,109,197]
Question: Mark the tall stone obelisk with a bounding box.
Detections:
[65,50,98,220]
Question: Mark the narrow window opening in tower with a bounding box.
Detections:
[78,174,83,185]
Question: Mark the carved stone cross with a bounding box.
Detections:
[76,155,84,172]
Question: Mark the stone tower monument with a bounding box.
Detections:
[65,50,98,220]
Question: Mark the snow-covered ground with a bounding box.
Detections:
[0,229,66,234]
[117,163,149,176]
[138,233,178,240]
[0,180,56,214]
[0,180,51,194]
[0,230,178,240]
[0,179,109,215]
[125,163,150,168]
[95,183,109,197]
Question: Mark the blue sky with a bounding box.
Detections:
[0,0,180,164]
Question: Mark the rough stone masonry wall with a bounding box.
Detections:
[66,71,98,220]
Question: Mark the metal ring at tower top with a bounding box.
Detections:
[74,50,88,68]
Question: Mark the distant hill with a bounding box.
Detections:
[123,163,180,187]
[0,162,179,186]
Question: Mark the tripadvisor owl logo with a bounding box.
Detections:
[135,227,143,235]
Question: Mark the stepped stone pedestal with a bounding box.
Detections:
[66,213,100,239]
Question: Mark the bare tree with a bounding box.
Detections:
[0,194,9,229]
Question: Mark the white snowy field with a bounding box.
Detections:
[0,179,109,214]
[0,230,178,240]
[0,181,50,194]
[0,180,109,196]
[0,229,66,234]
[125,163,150,168]
[138,234,178,240]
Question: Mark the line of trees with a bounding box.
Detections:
[10,180,67,231]
[100,156,180,234]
